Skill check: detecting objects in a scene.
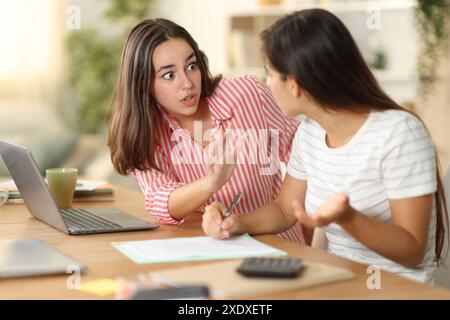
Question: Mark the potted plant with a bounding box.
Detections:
[415,0,450,99]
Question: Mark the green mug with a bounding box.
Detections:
[46,168,78,209]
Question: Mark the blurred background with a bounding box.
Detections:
[0,0,449,190]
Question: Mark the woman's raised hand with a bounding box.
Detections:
[204,127,242,193]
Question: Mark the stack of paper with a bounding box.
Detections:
[0,178,114,204]
[73,179,114,202]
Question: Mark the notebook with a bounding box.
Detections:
[112,234,286,264]
[151,259,355,299]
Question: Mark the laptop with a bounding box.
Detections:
[0,140,159,235]
[0,238,86,278]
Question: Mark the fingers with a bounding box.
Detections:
[217,127,226,164]
[204,132,219,167]
[221,127,240,166]
[209,201,225,215]
[205,125,245,168]
[294,194,350,228]
[202,201,238,240]
[204,127,226,166]
[230,135,245,165]
[202,202,228,239]
[334,193,349,209]
[292,200,317,229]
[314,193,350,224]
[220,215,238,238]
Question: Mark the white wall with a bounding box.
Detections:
[68,0,257,74]
[155,1,419,103]
[69,1,418,76]
[66,0,121,38]
[153,0,257,74]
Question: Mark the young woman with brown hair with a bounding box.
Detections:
[107,18,305,243]
[202,9,448,283]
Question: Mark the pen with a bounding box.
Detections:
[217,191,243,232]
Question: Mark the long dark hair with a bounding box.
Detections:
[108,18,221,175]
[261,9,448,264]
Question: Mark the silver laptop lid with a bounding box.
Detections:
[0,140,68,234]
[0,238,85,278]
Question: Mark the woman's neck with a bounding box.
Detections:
[174,99,213,148]
[175,99,211,128]
[309,108,370,148]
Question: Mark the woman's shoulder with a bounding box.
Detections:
[372,109,418,123]
[371,109,426,133]
[369,109,432,150]
[211,74,266,111]
[299,116,322,132]
[216,74,262,92]
[293,117,322,142]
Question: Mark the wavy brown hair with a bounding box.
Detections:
[261,9,448,264]
[108,18,221,175]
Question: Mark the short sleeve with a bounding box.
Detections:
[381,113,436,199]
[286,125,307,181]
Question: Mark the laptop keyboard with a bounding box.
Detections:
[60,208,123,231]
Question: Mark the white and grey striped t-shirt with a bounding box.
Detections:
[287,110,437,283]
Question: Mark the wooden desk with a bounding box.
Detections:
[0,185,449,299]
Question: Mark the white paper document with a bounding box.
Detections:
[111,234,287,264]
[75,179,109,191]
[0,178,108,192]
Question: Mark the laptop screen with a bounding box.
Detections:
[0,140,68,233]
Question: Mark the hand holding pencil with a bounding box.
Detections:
[202,192,243,240]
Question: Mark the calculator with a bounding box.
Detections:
[236,257,303,278]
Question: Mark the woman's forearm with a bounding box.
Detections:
[338,208,426,267]
[236,201,297,235]
[168,176,215,220]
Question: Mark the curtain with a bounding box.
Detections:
[0,0,64,102]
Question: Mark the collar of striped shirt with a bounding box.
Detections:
[158,93,234,132]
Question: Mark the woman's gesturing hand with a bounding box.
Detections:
[204,127,242,193]
[292,193,352,228]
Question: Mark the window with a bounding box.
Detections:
[0,0,63,100]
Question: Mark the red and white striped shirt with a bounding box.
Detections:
[135,75,305,243]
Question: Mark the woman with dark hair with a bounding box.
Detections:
[107,18,305,243]
[202,9,448,283]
